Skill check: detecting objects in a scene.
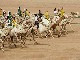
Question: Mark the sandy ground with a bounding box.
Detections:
[0,0,80,60]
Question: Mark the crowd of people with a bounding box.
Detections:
[0,7,76,52]
[0,6,65,29]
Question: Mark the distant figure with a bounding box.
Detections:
[44,11,50,20]
[18,6,22,17]
[25,9,30,18]
[7,16,12,27]
[53,8,60,23]
[53,8,58,16]
[8,11,12,19]
[12,17,17,27]
[60,7,65,17]
[38,10,43,18]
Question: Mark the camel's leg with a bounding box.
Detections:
[49,30,54,38]
[69,23,73,31]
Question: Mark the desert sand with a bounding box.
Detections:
[0,0,80,60]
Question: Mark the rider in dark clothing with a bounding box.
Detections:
[38,10,43,18]
[18,6,22,17]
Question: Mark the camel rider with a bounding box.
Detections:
[53,8,58,16]
[44,11,50,20]
[7,11,12,27]
[25,9,30,18]
[60,7,65,17]
[7,16,12,27]
[53,8,59,24]
[12,17,17,27]
[8,11,12,19]
[38,10,43,18]
[34,14,39,29]
[18,6,22,17]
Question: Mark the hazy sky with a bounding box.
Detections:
[0,0,80,13]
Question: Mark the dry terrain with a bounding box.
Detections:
[0,0,80,60]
